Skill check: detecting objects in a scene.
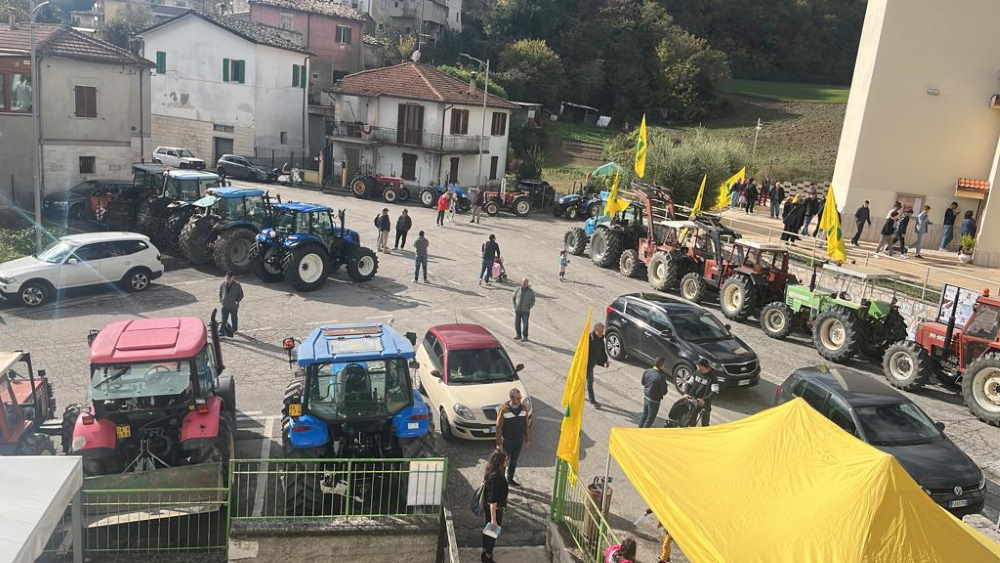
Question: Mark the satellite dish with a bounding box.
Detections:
[411,49,421,63]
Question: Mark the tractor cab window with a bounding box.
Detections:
[275,211,296,234]
[759,250,784,271]
[90,360,193,400]
[311,211,333,234]
[1,377,21,430]
[166,176,218,201]
[965,305,1000,340]
[194,348,214,394]
[217,197,244,219]
[621,205,643,228]
[244,196,266,222]
[729,245,746,267]
[309,359,411,420]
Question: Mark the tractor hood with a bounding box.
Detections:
[559,194,582,205]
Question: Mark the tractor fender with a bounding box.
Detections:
[72,413,117,452]
[393,391,432,439]
[283,233,322,249]
[180,395,224,443]
[285,413,330,449]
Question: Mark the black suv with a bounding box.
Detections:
[775,367,986,516]
[605,293,760,389]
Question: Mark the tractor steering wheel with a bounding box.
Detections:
[838,291,853,302]
[143,365,171,385]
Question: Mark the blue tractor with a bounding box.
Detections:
[251,202,379,291]
[280,323,436,515]
[419,184,471,212]
[553,188,607,220]
[178,186,278,274]
[563,192,613,255]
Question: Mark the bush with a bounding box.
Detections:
[0,228,37,263]
[517,145,544,179]
[436,65,509,99]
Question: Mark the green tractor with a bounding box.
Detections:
[757,264,908,363]
[178,187,279,274]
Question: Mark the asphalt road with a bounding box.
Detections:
[4,182,998,561]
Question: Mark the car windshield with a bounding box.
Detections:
[854,402,941,446]
[447,348,516,384]
[178,149,195,157]
[671,313,729,342]
[90,360,194,401]
[307,359,412,420]
[273,210,297,234]
[37,241,76,263]
[166,176,219,201]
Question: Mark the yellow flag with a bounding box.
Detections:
[634,114,648,178]
[689,174,707,219]
[819,184,847,264]
[712,167,746,210]
[555,310,592,481]
[603,170,631,217]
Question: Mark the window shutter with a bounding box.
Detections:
[236,60,245,84]
[292,65,299,87]
[155,51,166,74]
[300,66,306,89]
[223,58,230,82]
[74,86,84,116]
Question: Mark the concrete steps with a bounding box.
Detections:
[459,546,549,563]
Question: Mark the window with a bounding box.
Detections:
[292,64,306,88]
[213,123,234,133]
[965,305,1000,340]
[74,86,97,118]
[490,112,507,136]
[396,104,424,145]
[280,131,288,145]
[335,25,352,44]
[74,242,112,261]
[489,156,498,180]
[450,109,469,134]
[447,348,516,384]
[280,12,293,30]
[108,239,149,256]
[854,403,941,446]
[401,153,417,181]
[799,382,829,413]
[625,301,651,323]
[79,156,96,174]
[826,397,857,435]
[10,73,31,112]
[647,308,671,332]
[155,51,166,73]
[223,58,245,83]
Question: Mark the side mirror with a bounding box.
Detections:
[405,331,417,346]
[430,369,442,379]
[408,360,420,370]
[514,363,525,372]
[66,257,79,265]
[934,421,945,431]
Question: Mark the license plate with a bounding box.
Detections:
[115,424,131,439]
[948,499,971,508]
[738,379,752,386]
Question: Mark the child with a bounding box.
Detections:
[559,250,569,281]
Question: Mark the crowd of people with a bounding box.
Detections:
[857,200,977,258]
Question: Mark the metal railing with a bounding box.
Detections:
[328,121,486,153]
[550,460,620,563]
[229,457,447,520]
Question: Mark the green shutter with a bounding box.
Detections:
[223,58,230,82]
[155,51,166,74]
[300,66,306,89]
[292,64,299,87]
[235,60,245,84]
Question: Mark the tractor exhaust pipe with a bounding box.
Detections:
[209,309,225,373]
[809,261,820,292]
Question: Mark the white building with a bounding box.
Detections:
[138,11,311,164]
[327,62,514,187]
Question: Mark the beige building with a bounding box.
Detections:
[832,0,1000,266]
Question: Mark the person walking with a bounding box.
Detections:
[374,208,391,252]
[638,358,670,428]
[394,209,412,250]
[781,197,805,243]
[744,179,758,214]
[436,189,451,226]
[800,193,819,235]
[769,182,785,219]
[960,210,977,240]
[469,186,483,224]
[558,250,569,281]
[219,272,244,337]
[494,388,530,486]
[586,323,609,408]
[811,194,827,237]
[876,210,899,254]
[480,449,509,563]
[851,200,872,246]
[480,234,500,286]
[729,180,742,209]
[512,279,536,341]
[914,205,932,258]
[893,209,912,255]
[939,202,959,250]
[413,230,429,282]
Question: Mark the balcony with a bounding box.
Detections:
[327,121,486,154]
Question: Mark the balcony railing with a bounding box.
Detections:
[328,121,485,153]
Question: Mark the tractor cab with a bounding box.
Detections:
[723,241,794,286]
[195,187,274,225]
[0,352,58,455]
[816,264,900,317]
[161,170,224,204]
[267,202,360,247]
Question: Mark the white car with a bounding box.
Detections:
[153,146,205,169]
[0,232,163,307]
[415,324,529,441]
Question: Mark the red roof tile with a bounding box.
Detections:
[332,62,516,109]
[249,0,366,21]
[0,23,153,67]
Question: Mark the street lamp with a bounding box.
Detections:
[30,0,51,253]
[459,53,489,191]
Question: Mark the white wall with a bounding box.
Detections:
[253,44,308,152]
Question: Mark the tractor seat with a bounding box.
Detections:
[343,365,372,399]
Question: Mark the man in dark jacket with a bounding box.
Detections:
[219,272,244,337]
[769,183,785,218]
[801,193,821,234]
[851,201,871,246]
[939,201,959,251]
[669,359,720,427]
[480,234,500,285]
[893,208,912,254]
[744,180,759,214]
[374,208,391,252]
[638,358,670,428]
[495,388,531,486]
[587,323,609,407]
[394,209,412,249]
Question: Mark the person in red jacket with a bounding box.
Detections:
[436,189,452,226]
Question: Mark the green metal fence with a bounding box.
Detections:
[550,460,620,562]
[229,457,448,520]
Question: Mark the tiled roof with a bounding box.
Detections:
[332,63,517,109]
[248,0,366,21]
[0,23,153,66]
[139,11,309,54]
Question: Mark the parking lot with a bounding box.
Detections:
[3,182,999,559]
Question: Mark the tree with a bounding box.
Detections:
[436,65,509,99]
[499,39,563,107]
[100,3,150,51]
[396,34,417,63]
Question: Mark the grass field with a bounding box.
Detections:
[719,79,850,104]
[550,121,617,145]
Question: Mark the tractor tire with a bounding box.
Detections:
[590,228,624,268]
[283,458,333,517]
[719,275,756,321]
[647,251,679,291]
[213,228,257,274]
[882,341,933,391]
[566,206,579,220]
[513,197,531,216]
[604,329,628,361]
[383,187,399,204]
[160,211,192,255]
[283,245,330,292]
[565,228,587,256]
[812,307,860,363]
[398,187,410,202]
[588,201,603,218]
[485,200,500,216]
[346,246,379,282]
[420,189,438,208]
[252,243,285,283]
[135,200,165,238]
[962,357,1000,426]
[350,176,373,199]
[552,206,564,218]
[619,249,644,278]
[679,272,708,303]
[759,301,794,339]
[178,216,216,265]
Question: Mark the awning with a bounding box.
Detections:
[955,178,990,200]
[0,456,83,563]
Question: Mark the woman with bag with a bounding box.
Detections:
[480,449,509,563]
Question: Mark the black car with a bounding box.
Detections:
[775,366,986,516]
[605,293,760,389]
[216,154,273,182]
[42,179,135,220]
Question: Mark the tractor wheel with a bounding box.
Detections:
[135,200,165,238]
[962,357,1000,426]
[252,243,285,283]
[619,249,644,278]
[588,201,603,218]
[213,228,257,274]
[719,275,756,321]
[350,176,373,199]
[160,211,192,255]
[679,272,708,303]
[346,246,379,282]
[590,228,624,268]
[882,341,933,391]
[566,206,579,220]
[513,197,531,216]
[420,189,437,208]
[485,200,500,216]
[216,376,237,414]
[178,216,216,265]
[647,251,678,291]
[283,458,333,517]
[605,329,628,361]
[398,187,411,202]
[383,187,399,204]
[812,307,860,363]
[565,228,587,256]
[283,245,329,292]
[759,301,794,339]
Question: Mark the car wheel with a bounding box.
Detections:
[19,281,50,307]
[122,268,152,292]
[672,362,693,393]
[439,408,457,441]
[605,330,627,361]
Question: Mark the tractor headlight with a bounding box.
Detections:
[453,403,475,421]
[268,231,276,239]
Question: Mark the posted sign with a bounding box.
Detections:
[936,284,979,327]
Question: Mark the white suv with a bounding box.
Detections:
[0,232,164,307]
[153,146,205,169]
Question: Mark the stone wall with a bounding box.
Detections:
[151,114,254,163]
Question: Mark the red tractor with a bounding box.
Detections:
[482,186,533,216]
[0,351,58,455]
[349,174,411,204]
[64,313,236,486]
[882,288,1000,426]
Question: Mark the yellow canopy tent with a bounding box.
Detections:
[608,398,1000,562]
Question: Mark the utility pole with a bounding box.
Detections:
[30,0,51,253]
[750,117,763,172]
[460,53,489,191]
